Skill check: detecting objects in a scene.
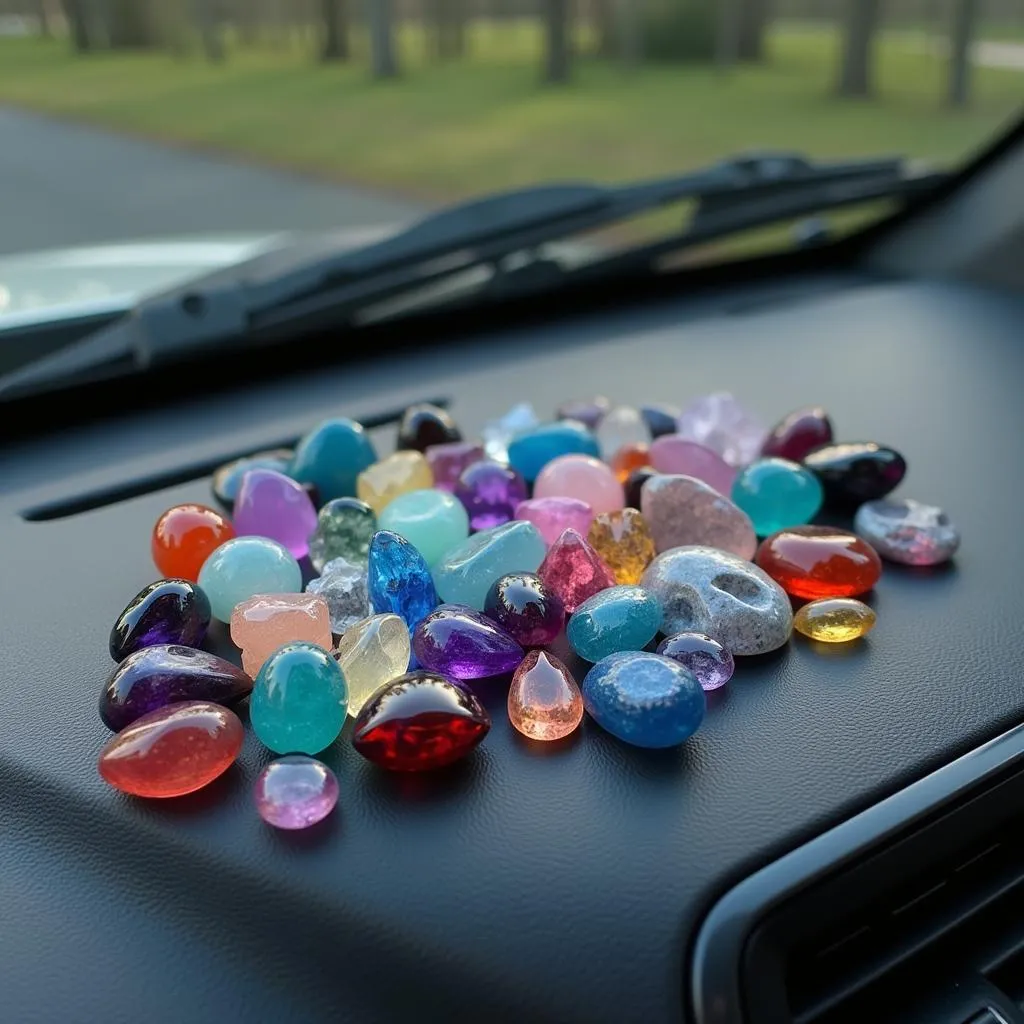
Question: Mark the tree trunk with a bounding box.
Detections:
[429,0,464,59]
[368,0,398,77]
[104,0,159,48]
[62,0,92,50]
[613,0,641,66]
[592,0,615,56]
[320,0,349,59]
[542,0,570,82]
[194,0,226,61]
[948,0,978,106]
[715,0,741,67]
[836,0,880,97]
[736,0,769,62]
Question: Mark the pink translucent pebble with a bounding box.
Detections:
[254,755,339,830]
[649,435,736,495]
[515,496,595,546]
[676,392,766,468]
[533,455,624,515]
[233,468,319,558]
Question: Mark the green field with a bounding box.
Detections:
[0,23,1019,202]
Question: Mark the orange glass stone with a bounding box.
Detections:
[755,525,882,599]
[508,650,583,741]
[98,701,244,798]
[152,503,235,582]
[610,443,651,484]
[230,593,332,676]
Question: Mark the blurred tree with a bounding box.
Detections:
[427,0,465,59]
[62,0,92,50]
[948,0,978,106]
[542,0,571,81]
[836,0,880,97]
[736,0,769,61]
[194,0,226,61]
[613,0,642,65]
[592,0,616,56]
[368,0,398,76]
[103,0,160,48]
[35,0,53,36]
[320,0,350,60]
[715,0,741,65]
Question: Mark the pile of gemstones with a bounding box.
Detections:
[98,394,961,830]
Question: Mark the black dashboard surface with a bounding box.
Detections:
[2,270,1023,1024]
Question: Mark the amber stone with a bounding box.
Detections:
[756,525,882,600]
[610,443,651,484]
[793,598,876,643]
[396,403,462,452]
[587,508,656,585]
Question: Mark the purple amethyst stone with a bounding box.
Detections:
[109,578,212,662]
[655,632,734,691]
[412,604,524,679]
[483,572,565,647]
[99,644,253,731]
[454,460,528,531]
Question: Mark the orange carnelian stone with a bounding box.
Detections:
[152,503,235,581]
[610,443,651,484]
[756,525,882,599]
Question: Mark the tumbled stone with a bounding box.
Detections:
[655,632,734,691]
[230,593,332,676]
[567,585,661,663]
[641,545,792,655]
[756,525,882,599]
[233,467,319,558]
[396,403,461,452]
[640,474,757,559]
[413,604,524,679]
[291,418,378,503]
[587,508,656,584]
[853,498,960,566]
[198,536,302,622]
[640,403,680,440]
[454,461,528,530]
[507,422,601,482]
[648,436,736,496]
[109,578,212,661]
[379,488,470,565]
[100,645,253,732]
[730,457,823,536]
[482,402,539,462]
[357,451,434,515]
[556,396,610,430]
[537,528,616,613]
[596,406,652,461]
[582,651,705,748]
[610,443,651,484]
[306,556,372,633]
[308,497,377,572]
[212,447,293,509]
[484,572,565,647]
[367,530,438,632]
[98,701,244,798]
[425,441,486,492]
[334,613,411,715]
[152,503,235,582]
[793,598,876,643]
[515,496,594,546]
[352,671,490,770]
[676,392,766,467]
[803,441,906,507]
[760,406,833,462]
[255,755,339,830]
[533,454,625,514]
[508,650,583,741]
[624,466,659,510]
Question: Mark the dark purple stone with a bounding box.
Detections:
[803,441,907,508]
[624,466,659,510]
[641,404,680,440]
[556,396,610,430]
[761,405,833,462]
[484,572,565,647]
[99,644,253,731]
[454,460,528,531]
[109,579,212,662]
[412,604,524,680]
[396,403,462,452]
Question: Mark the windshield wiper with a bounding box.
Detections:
[0,152,945,400]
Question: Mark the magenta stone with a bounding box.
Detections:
[484,572,565,647]
[649,436,736,495]
[761,406,833,462]
[425,441,486,492]
[254,755,339,830]
[413,604,524,679]
[233,467,319,558]
[454,460,528,530]
[656,632,734,691]
[515,496,595,546]
[676,392,766,468]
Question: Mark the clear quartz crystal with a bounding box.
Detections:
[482,402,539,463]
[676,392,767,468]
[306,557,372,634]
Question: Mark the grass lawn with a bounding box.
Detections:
[0,22,1019,203]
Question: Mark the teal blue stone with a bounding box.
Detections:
[251,642,348,755]
[507,422,600,482]
[378,488,470,566]
[567,585,662,662]
[432,520,546,610]
[197,536,302,622]
[731,457,824,536]
[290,418,378,502]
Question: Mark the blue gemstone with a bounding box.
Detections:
[582,651,705,748]
[291,418,378,502]
[731,456,824,536]
[368,530,439,632]
[507,422,600,482]
[567,585,661,663]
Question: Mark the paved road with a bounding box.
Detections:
[0,107,424,257]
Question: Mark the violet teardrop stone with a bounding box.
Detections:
[99,644,253,731]
[413,604,524,679]
[484,572,565,647]
[109,578,212,662]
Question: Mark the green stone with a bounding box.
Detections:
[378,488,470,566]
[308,498,377,572]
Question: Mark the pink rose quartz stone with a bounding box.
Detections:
[675,392,766,468]
[649,435,736,495]
[230,593,332,676]
[537,528,616,613]
[532,454,624,515]
[515,496,595,546]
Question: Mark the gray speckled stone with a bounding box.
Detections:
[853,498,960,566]
[640,545,792,655]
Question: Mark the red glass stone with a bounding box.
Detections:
[755,525,882,600]
[352,671,490,771]
[98,701,244,798]
[610,443,651,484]
[152,504,235,582]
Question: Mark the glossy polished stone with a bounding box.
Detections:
[198,536,302,622]
[533,454,625,515]
[352,671,491,771]
[109,578,212,661]
[731,457,823,536]
[537,528,616,614]
[514,496,594,546]
[425,441,486,492]
[793,598,877,643]
[508,650,583,741]
[413,604,524,679]
[454,461,528,530]
[233,467,319,558]
[640,403,680,440]
[308,497,377,572]
[152,504,235,582]
[483,572,565,647]
[250,641,348,755]
[610,443,652,484]
[641,545,793,655]
[587,508,656,585]
[367,530,439,631]
[655,632,734,691]
[567,585,662,663]
[291,418,378,503]
[803,441,907,507]
[99,645,253,732]
[676,392,766,467]
[648,436,736,496]
[98,701,244,798]
[556,396,610,430]
[396,403,462,452]
[853,498,961,566]
[432,520,546,610]
[357,451,435,515]
[761,406,833,462]
[640,474,757,559]
[582,652,705,749]
[482,402,539,463]
[756,525,882,599]
[334,613,411,715]
[507,422,601,482]
[596,406,652,461]
[254,755,339,830]
[624,467,659,510]
[379,488,470,565]
[306,556,372,633]
[212,448,293,509]
[230,593,332,676]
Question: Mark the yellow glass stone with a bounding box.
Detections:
[334,613,411,715]
[587,508,656,585]
[793,598,876,643]
[356,451,434,515]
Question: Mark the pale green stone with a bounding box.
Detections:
[197,536,302,622]
[378,488,470,566]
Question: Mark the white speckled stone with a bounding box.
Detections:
[853,498,960,566]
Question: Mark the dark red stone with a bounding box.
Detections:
[396,404,462,452]
[760,406,833,462]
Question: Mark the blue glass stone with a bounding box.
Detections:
[507,422,600,483]
[367,529,439,632]
[432,520,546,610]
[290,418,378,502]
[582,651,705,749]
[109,578,211,661]
[731,456,824,536]
[196,536,302,622]
[567,585,661,662]
[251,642,348,755]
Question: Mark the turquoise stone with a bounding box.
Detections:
[197,536,302,622]
[378,488,470,566]
[250,642,348,755]
[367,529,439,632]
[432,520,546,610]
[290,418,378,502]
[507,422,600,483]
[731,456,823,536]
[567,585,662,662]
